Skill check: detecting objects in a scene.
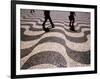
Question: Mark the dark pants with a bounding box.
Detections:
[42,16,54,28]
[69,17,75,31]
[69,19,74,26]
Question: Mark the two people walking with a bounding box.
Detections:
[42,10,76,32]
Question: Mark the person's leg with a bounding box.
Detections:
[42,17,50,32]
[48,17,54,28]
[69,21,71,27]
[42,17,48,28]
[69,17,72,29]
[69,20,74,31]
[71,19,76,31]
[72,19,75,26]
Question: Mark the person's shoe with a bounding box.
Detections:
[70,28,76,32]
[42,23,44,26]
[52,24,55,28]
[43,27,50,32]
[45,28,50,32]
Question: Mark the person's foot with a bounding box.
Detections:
[45,28,50,32]
[52,24,55,28]
[70,28,76,32]
[42,23,44,26]
[43,27,50,32]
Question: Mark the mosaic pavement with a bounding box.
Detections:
[20,9,90,69]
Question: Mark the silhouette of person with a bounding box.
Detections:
[30,10,35,15]
[42,10,54,32]
[69,12,76,31]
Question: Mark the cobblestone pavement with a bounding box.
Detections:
[20,9,90,69]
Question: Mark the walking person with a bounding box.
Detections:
[30,9,35,15]
[42,10,54,32]
[69,12,76,31]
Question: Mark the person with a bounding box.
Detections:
[30,10,35,15]
[69,12,76,31]
[42,10,54,32]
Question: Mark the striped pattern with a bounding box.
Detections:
[20,9,90,69]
